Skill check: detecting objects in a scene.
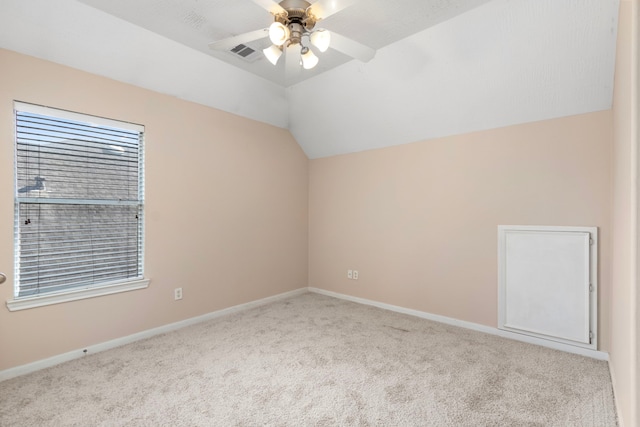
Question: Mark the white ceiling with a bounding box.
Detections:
[290,0,620,158]
[76,0,493,87]
[0,0,620,159]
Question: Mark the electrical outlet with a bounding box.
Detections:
[353,270,359,280]
[347,269,353,279]
[174,287,183,300]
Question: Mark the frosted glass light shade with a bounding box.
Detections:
[301,47,319,69]
[269,22,289,46]
[310,29,331,52]
[263,44,283,65]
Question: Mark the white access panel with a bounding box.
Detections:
[498,226,597,349]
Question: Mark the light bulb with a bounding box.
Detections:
[268,22,289,46]
[263,44,282,65]
[310,29,331,53]
[301,47,319,70]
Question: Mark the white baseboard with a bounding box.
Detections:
[309,287,610,361]
[0,287,308,382]
[2,286,609,383]
[608,363,625,427]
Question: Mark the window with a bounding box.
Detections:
[9,102,147,310]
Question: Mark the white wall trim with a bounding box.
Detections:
[0,287,307,382]
[6,278,151,312]
[2,285,610,383]
[309,287,610,361]
[632,1,640,425]
[609,362,626,427]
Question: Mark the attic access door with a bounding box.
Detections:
[498,226,597,350]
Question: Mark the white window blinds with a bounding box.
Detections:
[14,102,144,298]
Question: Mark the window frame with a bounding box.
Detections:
[7,102,149,312]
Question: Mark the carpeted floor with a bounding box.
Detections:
[0,292,618,426]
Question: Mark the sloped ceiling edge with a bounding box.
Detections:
[0,0,289,129]
[288,0,619,159]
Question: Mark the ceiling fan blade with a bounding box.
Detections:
[208,28,269,51]
[285,44,302,81]
[308,0,358,20]
[330,32,375,62]
[251,0,287,15]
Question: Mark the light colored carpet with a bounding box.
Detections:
[0,293,618,426]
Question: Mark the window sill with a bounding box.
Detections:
[5,278,150,312]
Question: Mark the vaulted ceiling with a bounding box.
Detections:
[0,0,620,158]
[75,0,493,87]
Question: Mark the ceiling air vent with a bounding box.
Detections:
[228,43,262,63]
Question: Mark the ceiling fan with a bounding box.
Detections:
[208,0,375,78]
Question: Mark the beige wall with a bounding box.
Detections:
[610,0,639,425]
[0,48,309,371]
[309,111,613,349]
[1,8,636,419]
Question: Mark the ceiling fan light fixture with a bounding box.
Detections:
[268,21,290,46]
[263,44,283,65]
[210,0,378,80]
[310,29,331,53]
[301,46,319,69]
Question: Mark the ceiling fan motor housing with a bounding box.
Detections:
[277,0,317,37]
[288,22,304,45]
